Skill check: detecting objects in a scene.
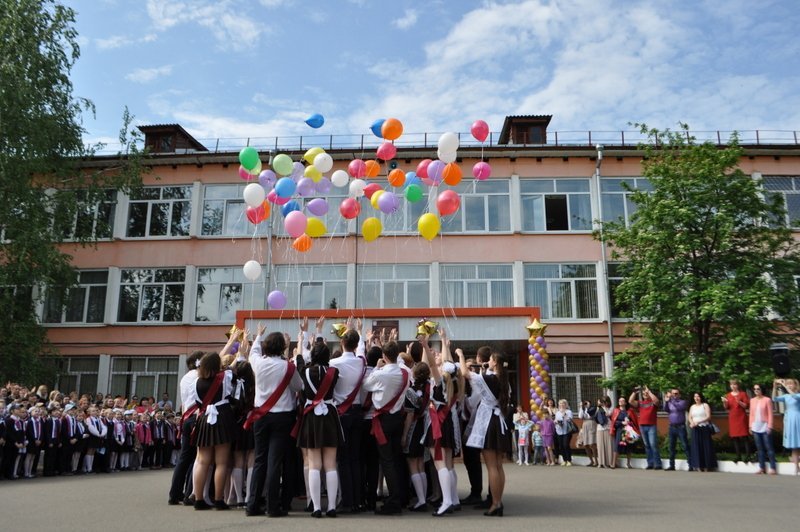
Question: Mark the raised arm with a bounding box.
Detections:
[249,323,266,361]
[219,329,239,359]
[455,347,471,381]
[419,335,440,382]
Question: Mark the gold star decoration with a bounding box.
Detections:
[526,318,547,338]
[331,323,348,338]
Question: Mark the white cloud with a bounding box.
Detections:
[125,65,173,83]
[393,9,418,30]
[96,35,132,50]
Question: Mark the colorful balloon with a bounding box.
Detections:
[339,197,361,219]
[473,161,492,180]
[303,147,325,164]
[243,260,262,281]
[376,141,397,161]
[427,160,445,184]
[284,211,308,237]
[274,177,296,198]
[239,165,255,181]
[416,159,432,179]
[436,189,461,216]
[267,189,290,205]
[305,217,326,237]
[381,118,403,141]
[471,120,489,142]
[291,161,305,179]
[246,203,268,224]
[331,169,349,188]
[405,184,423,203]
[363,183,383,200]
[418,213,441,241]
[303,165,322,182]
[293,233,312,252]
[305,113,324,128]
[377,191,400,214]
[370,118,385,138]
[369,189,385,210]
[267,290,287,309]
[296,177,315,197]
[313,152,333,173]
[272,153,293,176]
[243,183,266,208]
[442,163,463,186]
[388,168,406,187]
[280,200,301,217]
[349,179,367,197]
[438,132,460,153]
[306,197,329,216]
[362,217,382,242]
[348,159,367,178]
[437,149,457,164]
[364,160,380,178]
[258,170,277,190]
[239,146,260,171]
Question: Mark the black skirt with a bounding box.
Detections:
[232,422,255,452]
[483,414,512,454]
[425,407,459,450]
[298,406,343,449]
[407,417,427,457]
[194,404,237,448]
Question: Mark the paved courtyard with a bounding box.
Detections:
[2,461,795,531]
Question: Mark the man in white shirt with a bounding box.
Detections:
[363,341,409,515]
[168,350,201,505]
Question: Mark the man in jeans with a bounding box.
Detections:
[663,388,694,471]
[629,386,662,470]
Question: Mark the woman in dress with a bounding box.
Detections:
[610,396,637,469]
[539,411,556,465]
[722,379,751,463]
[749,383,777,475]
[688,392,717,472]
[402,361,431,512]
[296,338,343,517]
[227,333,255,508]
[192,348,239,510]
[457,347,511,517]
[595,396,613,468]
[773,378,800,475]
[578,400,598,467]
[554,399,574,466]
[543,397,559,460]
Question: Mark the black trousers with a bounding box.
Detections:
[361,417,379,509]
[337,407,363,508]
[247,411,295,514]
[375,411,404,511]
[43,444,60,476]
[60,440,74,473]
[462,442,483,498]
[169,418,196,501]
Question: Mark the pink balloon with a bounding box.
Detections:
[267,189,291,205]
[471,120,489,142]
[416,159,432,179]
[376,141,397,161]
[472,161,492,180]
[348,159,367,178]
[283,211,308,238]
[238,165,254,180]
[436,189,461,216]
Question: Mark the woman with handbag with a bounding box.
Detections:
[553,399,574,466]
[610,396,638,469]
[688,392,717,472]
[578,400,598,467]
[595,397,614,468]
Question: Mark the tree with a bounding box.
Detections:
[598,124,800,400]
[0,0,144,385]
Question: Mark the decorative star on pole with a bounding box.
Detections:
[526,317,547,337]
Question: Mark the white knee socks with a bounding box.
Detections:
[436,467,452,515]
[326,471,338,512]
[449,469,458,505]
[411,473,426,507]
[309,469,321,511]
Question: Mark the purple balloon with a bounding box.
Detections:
[377,191,400,214]
[535,336,544,344]
[296,177,315,197]
[291,161,305,179]
[230,341,240,354]
[534,397,542,405]
[258,170,277,190]
[427,160,445,184]
[534,353,543,362]
[315,177,332,194]
[535,375,544,384]
[267,290,287,310]
[306,197,329,216]
[541,341,547,348]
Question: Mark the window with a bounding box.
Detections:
[357,264,430,308]
[118,268,186,322]
[126,186,191,237]
[201,184,270,237]
[440,180,511,233]
[195,267,266,322]
[548,354,604,407]
[440,264,513,307]
[607,262,632,319]
[524,263,599,319]
[274,265,347,309]
[600,178,652,226]
[59,189,116,240]
[42,270,108,324]
[520,179,592,231]
[110,356,178,399]
[55,357,100,395]
[357,180,427,234]
[763,176,800,227]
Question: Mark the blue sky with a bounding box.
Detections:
[68,0,800,148]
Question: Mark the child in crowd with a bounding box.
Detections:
[532,423,544,465]
[515,412,533,465]
[539,411,556,465]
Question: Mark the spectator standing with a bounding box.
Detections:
[749,384,777,475]
[610,396,637,469]
[577,400,597,467]
[722,379,751,463]
[594,397,613,468]
[629,386,662,470]
[663,388,693,471]
[688,392,717,472]
[553,399,574,466]
[773,378,800,476]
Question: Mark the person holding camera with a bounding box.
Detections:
[629,386,662,470]
[577,400,597,467]
[773,378,800,475]
[554,399,574,466]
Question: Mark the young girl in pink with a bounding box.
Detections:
[539,411,556,465]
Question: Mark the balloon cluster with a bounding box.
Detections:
[526,319,551,423]
[235,115,493,310]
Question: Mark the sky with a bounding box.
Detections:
[66,0,800,149]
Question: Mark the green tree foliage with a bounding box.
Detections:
[598,124,800,401]
[0,0,144,385]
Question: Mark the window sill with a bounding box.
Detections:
[41,322,108,328]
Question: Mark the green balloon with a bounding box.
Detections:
[239,146,260,171]
[405,184,423,203]
[272,153,294,176]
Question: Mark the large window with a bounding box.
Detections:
[600,177,652,226]
[118,268,186,322]
[126,186,191,237]
[440,264,513,307]
[60,189,116,240]
[42,270,108,324]
[195,267,266,322]
[607,262,632,319]
[110,356,178,400]
[55,357,100,395]
[274,265,347,309]
[356,264,430,308]
[520,179,592,231]
[524,263,599,319]
[763,176,800,227]
[201,184,269,237]
[549,354,604,408]
[440,180,511,233]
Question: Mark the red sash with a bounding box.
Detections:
[243,363,296,431]
[337,359,367,416]
[177,404,198,440]
[370,369,409,445]
[291,367,337,438]
[429,395,458,460]
[189,371,224,444]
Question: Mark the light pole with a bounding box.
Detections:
[593,144,616,399]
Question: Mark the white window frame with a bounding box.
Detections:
[524,263,600,320]
[117,268,186,323]
[356,264,430,308]
[200,184,269,237]
[126,185,192,238]
[440,179,511,233]
[440,264,514,308]
[42,270,108,324]
[194,266,266,322]
[274,264,348,310]
[762,175,800,227]
[520,178,593,232]
[600,177,652,227]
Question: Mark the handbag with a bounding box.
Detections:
[565,418,579,435]
[710,423,721,434]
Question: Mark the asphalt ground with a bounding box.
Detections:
[1,461,795,532]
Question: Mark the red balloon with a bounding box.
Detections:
[471,120,489,142]
[348,159,367,178]
[339,197,361,219]
[246,202,269,224]
[472,161,492,180]
[376,141,397,161]
[363,183,383,200]
[436,189,461,216]
[416,159,432,179]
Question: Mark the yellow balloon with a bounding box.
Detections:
[362,217,382,242]
[304,165,322,182]
[370,189,385,210]
[529,336,537,345]
[533,342,540,350]
[305,217,326,238]
[534,364,542,372]
[538,347,546,355]
[418,213,441,241]
[304,146,325,164]
[535,387,543,394]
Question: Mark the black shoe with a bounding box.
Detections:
[654,466,663,470]
[167,498,180,506]
[268,509,288,518]
[245,508,265,517]
[474,499,492,510]
[213,500,230,510]
[194,500,211,511]
[484,504,504,517]
[664,466,675,471]
[452,504,461,511]
[374,505,402,515]
[326,510,337,518]
[646,465,654,470]
[460,494,482,505]
[305,502,313,512]
[311,510,322,518]
[432,505,454,517]
[409,503,428,512]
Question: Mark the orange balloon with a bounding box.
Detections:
[381,118,403,141]
[365,159,380,178]
[388,168,406,187]
[261,200,271,218]
[442,163,462,186]
[292,234,312,252]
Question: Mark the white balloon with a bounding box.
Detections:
[437,149,457,164]
[313,152,333,173]
[243,183,266,207]
[331,169,349,188]
[243,260,262,281]
[438,132,459,153]
[349,178,367,197]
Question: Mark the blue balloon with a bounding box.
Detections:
[274,177,297,198]
[281,200,301,217]
[404,172,421,188]
[370,118,385,138]
[305,113,324,128]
